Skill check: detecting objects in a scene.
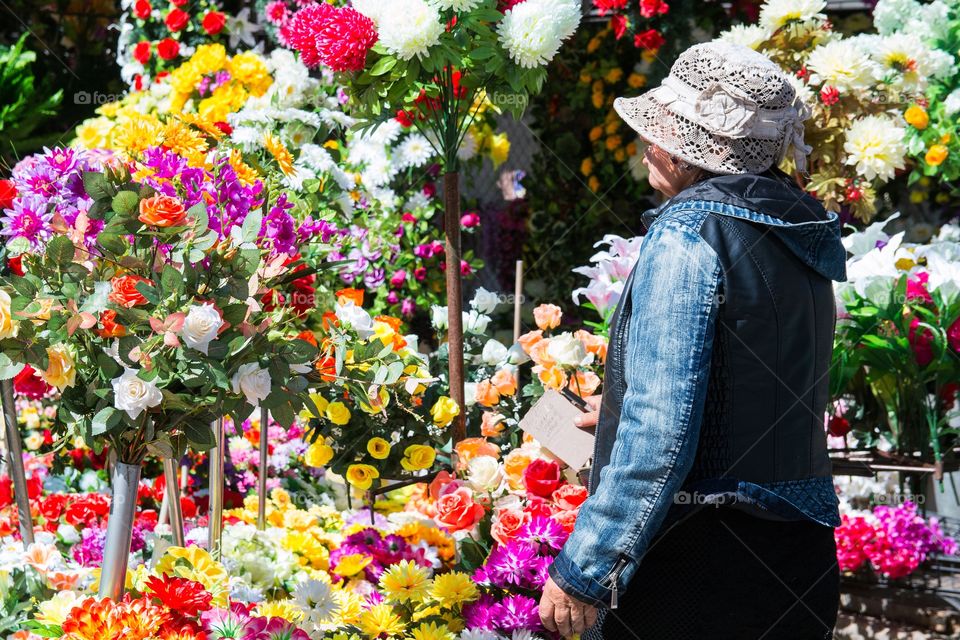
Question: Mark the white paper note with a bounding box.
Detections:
[519,389,595,470]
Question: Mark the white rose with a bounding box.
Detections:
[463,309,491,335]
[232,363,271,406]
[57,523,81,544]
[467,455,505,493]
[480,339,508,366]
[546,332,592,367]
[430,305,448,331]
[335,302,374,338]
[506,342,530,365]
[470,287,500,314]
[181,303,224,354]
[464,382,478,408]
[112,368,163,419]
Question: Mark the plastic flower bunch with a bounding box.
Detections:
[719,0,931,221]
[0,146,319,466]
[303,288,458,490]
[831,214,960,467]
[571,233,645,332]
[873,0,960,186]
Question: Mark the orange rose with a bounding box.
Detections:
[491,507,531,545]
[435,486,485,533]
[575,329,608,362]
[322,311,339,330]
[533,303,562,330]
[108,275,152,308]
[97,309,126,338]
[567,370,601,397]
[481,411,506,437]
[138,194,187,228]
[297,330,318,347]
[552,508,579,533]
[552,484,588,511]
[491,368,517,396]
[517,330,544,355]
[537,365,566,390]
[503,448,535,491]
[335,288,364,306]
[374,315,402,331]
[475,379,500,407]
[455,437,500,469]
[529,339,554,367]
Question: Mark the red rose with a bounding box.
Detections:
[639,0,670,18]
[97,309,127,338]
[165,8,189,32]
[213,120,232,135]
[133,41,152,64]
[108,274,152,308]
[611,14,628,40]
[634,28,666,52]
[0,477,11,509]
[552,484,588,511]
[0,179,16,210]
[170,0,188,5]
[827,415,852,438]
[133,74,144,91]
[39,493,68,524]
[524,495,555,518]
[27,475,42,499]
[157,38,180,61]
[64,494,110,525]
[522,458,562,498]
[435,486,485,533]
[13,364,51,399]
[180,496,197,518]
[201,10,226,35]
[7,255,23,276]
[133,0,151,19]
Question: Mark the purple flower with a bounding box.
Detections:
[493,594,542,632]
[463,594,498,630]
[484,540,538,588]
[0,195,53,249]
[386,291,399,304]
[244,615,310,640]
[518,516,568,552]
[72,526,107,567]
[202,603,254,638]
[401,298,415,317]
[364,267,385,289]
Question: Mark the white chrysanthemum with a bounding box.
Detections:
[377,0,444,60]
[497,0,582,69]
[759,0,826,30]
[405,190,432,212]
[396,133,434,169]
[944,89,960,117]
[428,0,482,10]
[806,39,878,90]
[293,579,339,626]
[868,33,937,93]
[352,0,387,23]
[719,24,770,50]
[927,49,956,80]
[457,129,479,161]
[843,115,906,182]
[872,0,918,35]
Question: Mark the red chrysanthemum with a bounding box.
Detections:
[287,3,378,72]
[145,574,213,617]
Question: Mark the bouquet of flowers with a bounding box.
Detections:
[303,289,458,490]
[720,0,942,221]
[830,214,960,470]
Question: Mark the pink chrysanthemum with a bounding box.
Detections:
[265,0,289,26]
[287,3,378,72]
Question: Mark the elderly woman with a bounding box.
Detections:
[538,41,845,639]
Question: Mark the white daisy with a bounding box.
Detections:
[719,24,770,50]
[396,133,434,169]
[759,0,826,31]
[843,115,906,182]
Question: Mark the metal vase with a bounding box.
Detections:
[207,417,225,559]
[0,379,34,546]
[163,457,185,547]
[99,461,141,600]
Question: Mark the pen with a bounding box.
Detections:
[560,387,590,412]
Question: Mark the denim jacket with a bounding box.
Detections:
[549,169,847,608]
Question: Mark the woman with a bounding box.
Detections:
[538,41,845,639]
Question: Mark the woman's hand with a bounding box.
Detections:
[573,395,602,429]
[539,577,598,638]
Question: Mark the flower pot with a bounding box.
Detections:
[98,461,141,600]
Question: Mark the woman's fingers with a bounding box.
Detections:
[584,604,599,631]
[574,410,599,429]
[554,603,574,638]
[539,597,558,633]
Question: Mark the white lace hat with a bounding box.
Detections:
[613,40,813,175]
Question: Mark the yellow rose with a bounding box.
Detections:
[0,290,18,339]
[346,464,380,490]
[430,396,460,428]
[488,133,510,168]
[305,441,334,468]
[359,387,390,414]
[41,344,77,391]
[367,437,391,460]
[588,176,601,192]
[326,401,351,425]
[926,144,949,166]
[302,393,329,420]
[904,105,928,130]
[591,92,604,109]
[401,445,436,472]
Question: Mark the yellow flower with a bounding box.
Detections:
[324,139,340,150]
[488,132,510,168]
[154,545,229,606]
[614,149,626,163]
[910,190,925,204]
[430,396,460,428]
[228,149,261,186]
[605,135,622,151]
[263,131,296,177]
[333,552,373,578]
[346,464,379,490]
[113,112,162,155]
[591,92,604,109]
[580,157,593,177]
[35,590,81,626]
[588,175,601,192]
[605,68,623,84]
[305,440,335,468]
[409,622,456,640]
[589,126,603,142]
[628,72,647,88]
[229,51,272,96]
[587,36,602,53]
[591,80,604,93]
[626,141,638,156]
[401,444,436,471]
[367,437,391,460]
[41,344,77,391]
[941,133,952,144]
[604,120,619,135]
[359,603,405,639]
[359,386,390,414]
[190,43,228,75]
[74,119,112,149]
[926,144,949,166]
[895,256,916,270]
[332,588,365,626]
[161,120,208,165]
[379,559,431,603]
[904,105,928,130]
[431,572,479,608]
[579,71,592,84]
[0,290,18,339]
[254,599,303,623]
[302,393,330,420]
[326,401,351,425]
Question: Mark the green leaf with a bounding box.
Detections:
[240,209,262,244]
[111,190,139,215]
[97,233,127,256]
[91,406,122,436]
[188,202,209,230]
[161,264,183,296]
[135,280,159,306]
[82,171,115,201]
[182,420,216,449]
[0,352,24,380]
[272,400,295,429]
[46,235,74,266]
[369,56,398,76]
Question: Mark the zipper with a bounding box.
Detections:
[604,556,630,610]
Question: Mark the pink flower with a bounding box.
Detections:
[390,270,407,287]
[552,484,587,511]
[491,507,531,545]
[906,271,932,303]
[414,266,427,281]
[460,260,472,276]
[948,316,960,353]
[435,487,485,533]
[908,316,934,367]
[287,3,378,72]
[265,0,289,25]
[461,212,480,227]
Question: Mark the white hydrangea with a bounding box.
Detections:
[497,0,582,69]
[719,24,770,50]
[872,0,919,35]
[759,0,826,30]
[377,0,444,61]
[843,115,906,182]
[806,39,878,91]
[944,89,960,117]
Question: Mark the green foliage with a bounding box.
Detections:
[0,34,63,161]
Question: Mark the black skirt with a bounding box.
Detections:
[583,505,839,640]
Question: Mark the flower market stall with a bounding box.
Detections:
[1,0,960,638]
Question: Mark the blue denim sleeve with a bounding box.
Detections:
[549,213,723,608]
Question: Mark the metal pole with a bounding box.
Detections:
[0,380,33,546]
[257,406,268,530]
[444,171,466,443]
[163,457,184,547]
[513,259,523,343]
[207,417,224,559]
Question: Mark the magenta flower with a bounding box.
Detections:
[518,515,569,552]
[493,594,542,632]
[0,195,53,249]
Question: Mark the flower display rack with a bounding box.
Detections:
[831,448,960,481]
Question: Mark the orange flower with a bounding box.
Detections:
[374,315,402,331]
[335,288,364,306]
[296,330,318,347]
[481,411,506,437]
[503,448,534,490]
[46,570,82,590]
[568,370,601,397]
[108,275,152,308]
[529,339,554,367]
[23,542,60,574]
[322,311,339,330]
[138,195,188,228]
[491,369,517,396]
[435,486,485,533]
[455,437,500,468]
[533,303,562,330]
[517,330,544,355]
[575,329,607,362]
[97,309,126,338]
[474,379,501,407]
[316,356,337,382]
[537,365,567,390]
[926,144,949,166]
[62,596,169,640]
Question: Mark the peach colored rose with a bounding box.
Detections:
[455,437,500,470]
[533,303,562,330]
[475,379,500,407]
[108,275,152,308]
[553,484,588,511]
[138,194,187,228]
[552,507,580,533]
[567,370,601,398]
[491,507,531,545]
[435,486,485,533]
[428,470,460,501]
[481,411,506,438]
[536,365,567,390]
[491,368,517,396]
[529,339,554,367]
[503,448,535,491]
[517,330,544,355]
[575,329,608,362]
